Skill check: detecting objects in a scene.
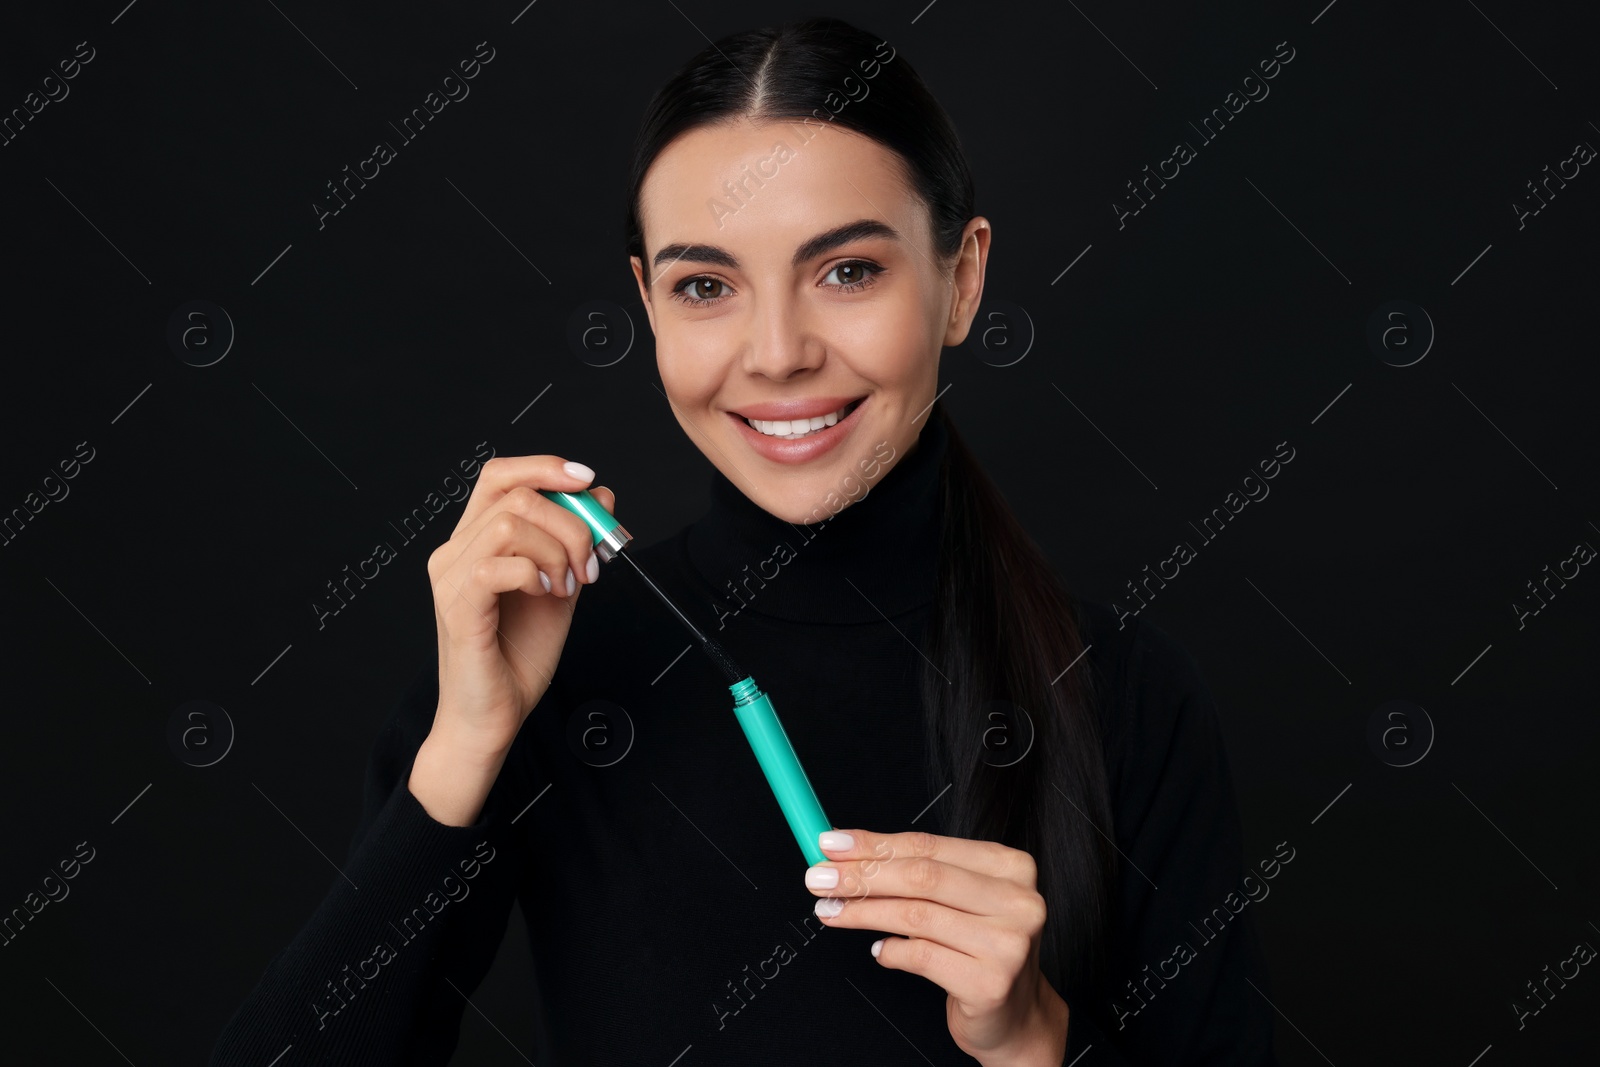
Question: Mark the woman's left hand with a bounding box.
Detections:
[807,828,1071,1067]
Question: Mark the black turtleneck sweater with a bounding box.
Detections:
[210,408,1279,1065]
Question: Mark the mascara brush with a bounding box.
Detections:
[541,487,835,865]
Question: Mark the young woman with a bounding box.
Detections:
[212,17,1277,1065]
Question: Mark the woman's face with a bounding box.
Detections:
[630,118,990,524]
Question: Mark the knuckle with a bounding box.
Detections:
[1004,847,1037,885]
[503,484,539,510]
[489,511,520,540]
[909,939,936,970]
[907,856,941,893]
[907,831,938,857]
[564,512,593,549]
[469,555,498,585]
[1003,929,1032,964]
[902,900,931,931]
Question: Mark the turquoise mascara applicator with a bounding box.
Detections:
[541,487,835,866]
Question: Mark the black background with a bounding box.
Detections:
[2,0,1596,1063]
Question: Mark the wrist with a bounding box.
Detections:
[408,728,511,826]
[977,983,1070,1067]
[425,714,517,767]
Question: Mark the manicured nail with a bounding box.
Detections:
[565,567,576,596]
[805,866,839,889]
[815,897,844,918]
[585,551,599,584]
[563,461,595,481]
[819,831,854,852]
[871,939,884,958]
[538,571,552,593]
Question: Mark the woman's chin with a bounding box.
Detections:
[745,482,846,526]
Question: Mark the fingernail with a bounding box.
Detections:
[805,866,839,889]
[585,551,599,584]
[819,831,854,852]
[871,939,884,958]
[815,897,844,918]
[563,460,595,481]
[565,567,576,596]
[539,571,552,593]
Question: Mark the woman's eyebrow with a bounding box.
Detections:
[652,218,901,271]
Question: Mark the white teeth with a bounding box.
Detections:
[745,402,854,439]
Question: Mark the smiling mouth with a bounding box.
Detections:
[741,397,866,439]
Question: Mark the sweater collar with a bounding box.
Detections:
[682,403,948,626]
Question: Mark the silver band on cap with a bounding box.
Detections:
[595,523,633,563]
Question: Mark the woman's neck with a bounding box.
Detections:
[682,408,949,626]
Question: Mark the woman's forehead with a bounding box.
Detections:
[637,120,924,256]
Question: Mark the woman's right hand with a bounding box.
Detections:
[425,455,615,763]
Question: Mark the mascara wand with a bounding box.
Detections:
[541,487,835,865]
[616,551,746,685]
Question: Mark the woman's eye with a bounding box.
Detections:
[823,260,883,290]
[671,276,732,306]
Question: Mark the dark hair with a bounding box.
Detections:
[621,17,1117,1001]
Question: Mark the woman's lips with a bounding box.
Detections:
[729,395,868,464]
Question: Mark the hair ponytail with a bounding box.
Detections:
[624,13,1119,1002]
[923,400,1118,998]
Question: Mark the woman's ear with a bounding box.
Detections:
[629,255,657,336]
[942,217,991,348]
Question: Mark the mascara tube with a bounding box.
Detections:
[541,486,834,866]
[727,678,833,865]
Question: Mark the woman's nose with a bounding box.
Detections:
[743,298,825,378]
